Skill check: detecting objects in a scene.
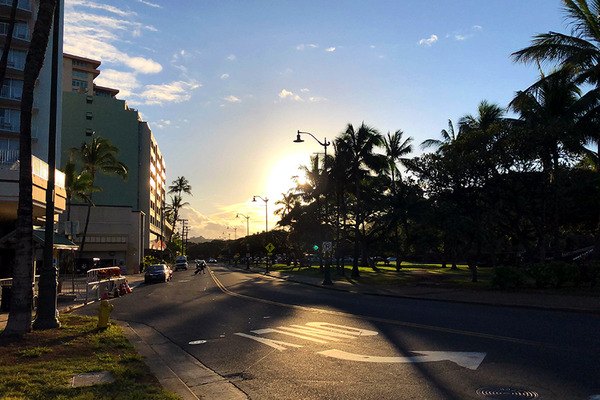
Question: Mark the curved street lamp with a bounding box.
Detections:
[252,195,270,273]
[236,212,251,270]
[294,130,333,285]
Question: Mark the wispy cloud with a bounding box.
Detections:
[220,73,230,80]
[137,0,162,8]
[227,54,237,61]
[418,34,438,47]
[449,25,483,41]
[224,95,241,103]
[64,2,162,75]
[325,47,336,52]
[138,80,201,105]
[296,44,318,51]
[278,89,303,102]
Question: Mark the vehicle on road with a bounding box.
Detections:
[208,258,217,263]
[174,255,188,271]
[144,264,172,283]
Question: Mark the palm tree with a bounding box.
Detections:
[511,0,600,149]
[168,176,192,197]
[274,191,298,221]
[165,194,189,240]
[459,100,505,133]
[383,130,413,270]
[421,119,458,151]
[63,160,97,222]
[4,0,57,336]
[69,136,127,263]
[336,122,384,277]
[509,69,591,261]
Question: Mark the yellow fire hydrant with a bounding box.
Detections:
[97,299,114,329]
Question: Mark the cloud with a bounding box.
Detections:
[227,54,237,61]
[138,80,201,105]
[300,88,309,93]
[308,96,327,103]
[94,69,140,97]
[64,2,163,75]
[296,44,318,51]
[278,89,303,102]
[220,73,230,80]
[125,56,162,74]
[418,34,438,47]
[325,47,336,52]
[224,95,241,103]
[137,0,162,7]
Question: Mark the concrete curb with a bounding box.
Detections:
[121,321,248,400]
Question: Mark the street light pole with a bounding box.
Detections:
[294,130,333,285]
[252,195,269,273]
[237,212,250,270]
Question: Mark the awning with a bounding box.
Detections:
[0,228,78,250]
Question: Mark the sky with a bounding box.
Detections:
[63,0,568,239]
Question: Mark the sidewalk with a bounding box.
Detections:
[1,267,598,400]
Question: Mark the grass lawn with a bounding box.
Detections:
[0,313,179,400]
[264,261,598,295]
[267,261,492,288]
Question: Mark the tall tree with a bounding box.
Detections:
[4,0,57,336]
[168,176,192,198]
[69,136,127,263]
[336,122,384,277]
[383,130,413,270]
[511,0,600,150]
[165,194,189,241]
[421,119,458,151]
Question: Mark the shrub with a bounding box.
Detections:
[491,266,525,290]
[526,264,552,288]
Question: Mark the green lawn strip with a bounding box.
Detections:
[0,314,180,400]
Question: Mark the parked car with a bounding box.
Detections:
[208,258,217,263]
[145,264,172,284]
[174,255,188,271]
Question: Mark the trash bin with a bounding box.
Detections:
[1,286,11,312]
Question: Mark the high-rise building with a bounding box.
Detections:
[61,53,168,273]
[0,0,67,277]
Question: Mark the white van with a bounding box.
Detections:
[174,255,188,271]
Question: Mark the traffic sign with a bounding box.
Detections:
[322,241,332,252]
[265,243,275,253]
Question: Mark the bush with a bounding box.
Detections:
[526,264,552,288]
[491,266,525,290]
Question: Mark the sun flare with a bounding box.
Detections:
[267,153,309,201]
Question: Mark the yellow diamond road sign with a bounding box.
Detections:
[265,243,275,253]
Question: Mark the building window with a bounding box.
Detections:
[72,59,88,67]
[72,79,88,89]
[0,21,30,40]
[86,111,93,120]
[0,108,20,131]
[86,95,93,104]
[85,128,94,136]
[0,78,23,100]
[7,49,26,70]
[72,70,88,80]
[0,0,30,10]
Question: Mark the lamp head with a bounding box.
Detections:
[252,196,256,202]
[294,131,304,143]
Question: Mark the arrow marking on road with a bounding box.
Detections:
[318,349,486,370]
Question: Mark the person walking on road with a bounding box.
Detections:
[194,260,206,275]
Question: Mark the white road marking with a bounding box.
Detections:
[252,328,330,344]
[306,322,378,337]
[234,332,303,351]
[188,340,207,345]
[318,349,486,370]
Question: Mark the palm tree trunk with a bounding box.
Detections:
[4,0,57,336]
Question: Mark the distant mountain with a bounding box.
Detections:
[188,236,210,244]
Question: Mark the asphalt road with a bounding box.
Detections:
[75,264,600,400]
